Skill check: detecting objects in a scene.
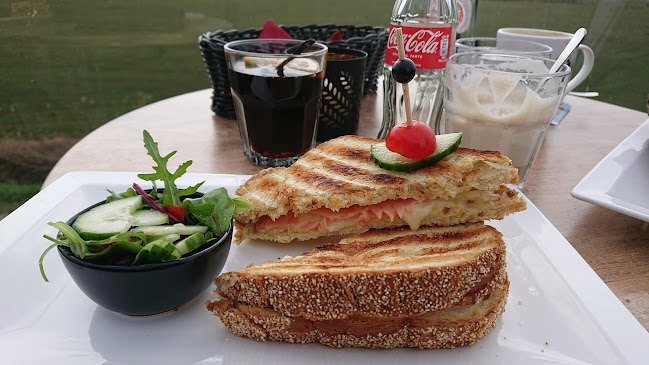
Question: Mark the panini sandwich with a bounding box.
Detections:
[207,222,509,348]
[234,135,526,243]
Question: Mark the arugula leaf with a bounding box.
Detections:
[38,242,61,282]
[149,181,159,200]
[84,232,146,259]
[40,222,147,281]
[105,188,137,203]
[137,130,203,206]
[183,188,235,236]
[48,222,88,259]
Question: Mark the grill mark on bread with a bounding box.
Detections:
[214,223,506,320]
[312,137,373,161]
[290,163,405,192]
[310,230,492,260]
[293,168,351,191]
[293,154,406,190]
[325,162,403,184]
[237,225,496,269]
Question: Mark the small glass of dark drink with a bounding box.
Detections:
[223,39,328,167]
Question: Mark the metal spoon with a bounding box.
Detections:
[277,39,316,77]
[569,91,599,97]
[535,28,587,94]
[549,28,587,74]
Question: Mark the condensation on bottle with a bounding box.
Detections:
[378,0,459,139]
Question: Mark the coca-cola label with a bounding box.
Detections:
[384,24,453,70]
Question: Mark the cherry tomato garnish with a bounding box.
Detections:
[385,120,437,159]
[165,205,186,223]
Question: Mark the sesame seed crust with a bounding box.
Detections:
[206,283,509,349]
[214,223,507,320]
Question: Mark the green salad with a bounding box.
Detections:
[39,130,250,281]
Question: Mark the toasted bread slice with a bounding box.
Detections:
[212,222,507,321]
[234,135,525,243]
[207,285,508,349]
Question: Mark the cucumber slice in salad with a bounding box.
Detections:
[131,223,208,237]
[72,196,143,240]
[155,233,182,243]
[132,239,181,265]
[371,132,462,172]
[132,209,169,227]
[175,233,207,255]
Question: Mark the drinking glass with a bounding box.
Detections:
[455,37,553,57]
[441,52,571,188]
[224,39,327,167]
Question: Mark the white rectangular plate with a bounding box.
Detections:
[572,118,649,222]
[1,172,647,364]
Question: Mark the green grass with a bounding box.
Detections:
[0,183,41,206]
[1,0,648,218]
[1,1,646,140]
[0,183,41,202]
[0,183,41,219]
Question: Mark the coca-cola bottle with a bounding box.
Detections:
[378,0,458,139]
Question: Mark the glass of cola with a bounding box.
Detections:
[224,39,327,167]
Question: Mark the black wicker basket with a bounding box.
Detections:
[198,24,388,119]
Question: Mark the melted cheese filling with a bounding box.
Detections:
[256,190,506,234]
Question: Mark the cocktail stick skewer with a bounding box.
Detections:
[395,28,413,126]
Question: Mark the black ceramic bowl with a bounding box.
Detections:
[56,195,232,316]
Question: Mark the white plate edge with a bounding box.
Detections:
[509,195,649,363]
[571,118,649,222]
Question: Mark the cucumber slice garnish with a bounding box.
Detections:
[72,196,143,240]
[371,132,462,172]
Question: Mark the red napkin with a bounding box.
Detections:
[258,20,292,39]
[258,20,343,42]
[327,30,343,41]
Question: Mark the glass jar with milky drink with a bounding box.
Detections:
[440,52,571,188]
[224,39,327,167]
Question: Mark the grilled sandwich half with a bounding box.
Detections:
[207,222,509,348]
[234,135,526,243]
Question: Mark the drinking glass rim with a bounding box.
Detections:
[448,51,571,77]
[455,37,553,55]
[224,39,328,58]
[497,27,574,39]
